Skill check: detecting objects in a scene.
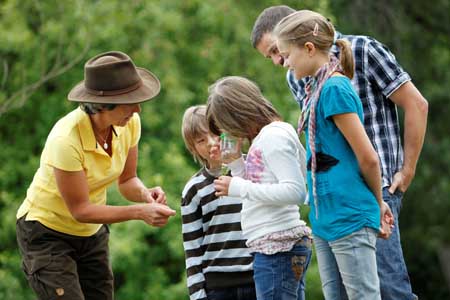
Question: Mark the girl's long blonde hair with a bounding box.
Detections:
[273,10,354,79]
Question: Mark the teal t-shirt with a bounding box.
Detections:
[305,76,380,241]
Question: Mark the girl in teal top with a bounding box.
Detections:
[305,76,380,241]
[274,10,394,300]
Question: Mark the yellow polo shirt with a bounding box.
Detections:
[17,107,141,236]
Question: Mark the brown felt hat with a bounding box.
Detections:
[68,51,160,104]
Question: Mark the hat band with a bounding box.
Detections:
[85,79,143,96]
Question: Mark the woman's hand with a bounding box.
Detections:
[214,176,232,197]
[141,186,167,204]
[378,201,394,239]
[139,202,176,227]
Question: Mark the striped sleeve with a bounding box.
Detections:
[181,174,208,300]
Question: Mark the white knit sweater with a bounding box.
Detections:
[228,121,307,243]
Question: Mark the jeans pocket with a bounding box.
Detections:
[281,251,309,294]
[383,187,403,215]
[294,237,312,249]
[291,239,312,281]
[395,190,404,197]
[290,255,307,281]
[365,227,378,246]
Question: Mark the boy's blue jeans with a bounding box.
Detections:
[253,236,312,300]
[376,188,417,300]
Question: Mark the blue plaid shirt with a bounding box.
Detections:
[287,32,411,187]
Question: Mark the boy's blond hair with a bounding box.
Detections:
[181,105,210,166]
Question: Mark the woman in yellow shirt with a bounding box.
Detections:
[16,51,176,300]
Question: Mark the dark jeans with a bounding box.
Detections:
[206,283,257,300]
[16,216,113,300]
[376,188,417,300]
[253,236,312,300]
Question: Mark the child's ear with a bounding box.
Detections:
[304,42,316,57]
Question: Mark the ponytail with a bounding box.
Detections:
[335,39,354,79]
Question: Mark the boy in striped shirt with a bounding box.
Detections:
[181,105,256,300]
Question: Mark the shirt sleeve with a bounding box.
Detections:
[366,38,411,98]
[320,80,361,120]
[287,70,300,103]
[130,113,141,147]
[227,156,246,177]
[286,69,311,110]
[45,136,83,171]
[181,183,207,300]
[229,127,307,205]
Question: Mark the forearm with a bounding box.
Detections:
[71,202,144,224]
[333,113,383,204]
[360,159,383,206]
[54,167,173,226]
[402,103,428,176]
[118,176,148,202]
[389,81,428,177]
[229,177,306,205]
[72,201,174,226]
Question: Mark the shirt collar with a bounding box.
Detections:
[77,108,96,151]
[76,108,119,151]
[331,31,343,55]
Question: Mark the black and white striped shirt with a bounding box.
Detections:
[287,32,411,187]
[181,167,253,300]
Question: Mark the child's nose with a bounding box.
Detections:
[272,55,281,66]
[208,135,216,146]
[207,135,218,146]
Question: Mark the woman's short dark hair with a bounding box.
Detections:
[79,103,117,114]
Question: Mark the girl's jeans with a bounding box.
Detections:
[314,227,380,300]
[253,236,312,300]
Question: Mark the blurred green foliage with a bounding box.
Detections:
[0,0,448,299]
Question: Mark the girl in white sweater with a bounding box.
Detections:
[206,76,311,300]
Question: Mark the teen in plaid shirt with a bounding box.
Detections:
[251,5,428,300]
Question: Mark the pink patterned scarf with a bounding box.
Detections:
[298,55,343,219]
